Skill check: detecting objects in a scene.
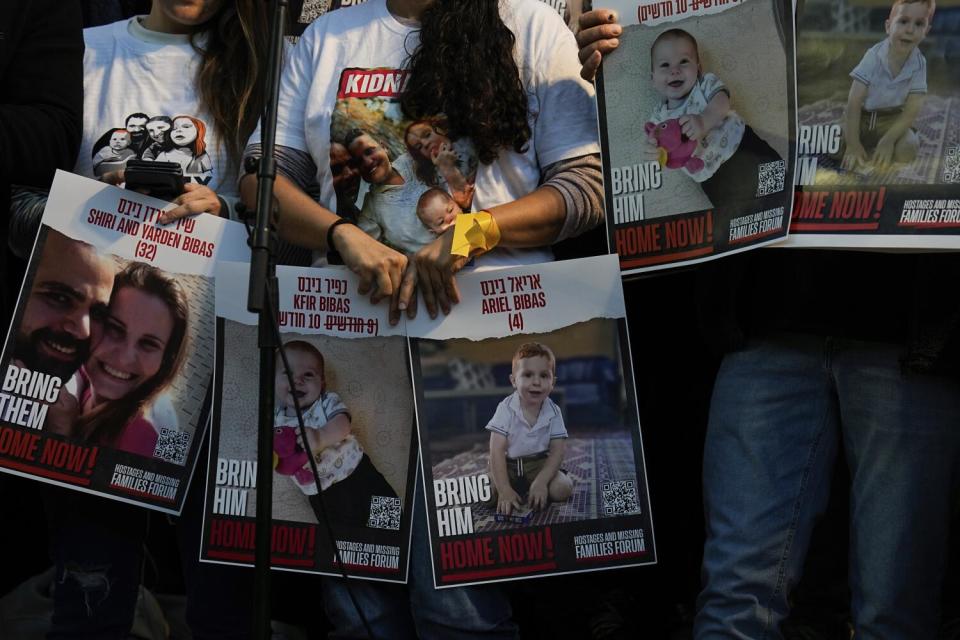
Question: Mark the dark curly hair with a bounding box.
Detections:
[399,0,531,165]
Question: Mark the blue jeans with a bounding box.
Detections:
[322,474,518,639]
[695,334,960,639]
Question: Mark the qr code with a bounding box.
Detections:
[756,160,786,197]
[367,495,402,530]
[153,428,189,465]
[297,0,329,24]
[943,146,960,183]
[602,480,640,517]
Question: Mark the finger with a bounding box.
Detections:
[580,50,603,82]
[398,267,418,314]
[370,266,395,305]
[356,270,373,297]
[429,265,452,316]
[578,8,619,33]
[445,272,461,306]
[406,287,419,320]
[416,259,440,318]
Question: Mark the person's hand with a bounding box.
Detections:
[331,221,408,309]
[577,9,622,81]
[432,141,458,171]
[643,134,660,162]
[99,170,126,186]
[872,136,896,168]
[497,486,523,516]
[398,227,469,320]
[842,143,868,171]
[158,184,222,224]
[679,114,707,141]
[528,478,549,511]
[46,386,81,437]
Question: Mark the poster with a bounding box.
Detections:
[201,261,417,582]
[787,0,960,248]
[0,171,248,513]
[407,255,656,587]
[597,0,797,273]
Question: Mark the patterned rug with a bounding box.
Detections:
[798,94,957,185]
[431,434,641,533]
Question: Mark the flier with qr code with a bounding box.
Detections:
[0,171,248,513]
[597,0,797,274]
[406,255,656,588]
[200,261,417,582]
[787,0,960,248]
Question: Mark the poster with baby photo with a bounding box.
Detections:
[0,171,249,513]
[406,255,656,588]
[200,261,417,583]
[787,0,960,248]
[597,0,797,274]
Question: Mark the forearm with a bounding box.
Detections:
[489,437,512,493]
[701,92,731,133]
[880,95,923,143]
[306,414,352,455]
[240,173,338,251]
[844,84,867,148]
[488,153,603,247]
[533,439,566,486]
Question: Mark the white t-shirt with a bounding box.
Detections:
[851,39,927,112]
[77,18,234,199]
[486,391,567,459]
[255,0,599,268]
[650,73,745,182]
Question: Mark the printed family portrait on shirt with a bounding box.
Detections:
[329,68,479,254]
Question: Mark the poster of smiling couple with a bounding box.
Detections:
[788,0,960,248]
[597,0,797,273]
[0,171,248,513]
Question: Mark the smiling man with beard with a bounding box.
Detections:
[11,229,116,381]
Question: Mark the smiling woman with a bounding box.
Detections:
[75,261,189,456]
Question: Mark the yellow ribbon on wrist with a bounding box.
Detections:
[451,211,501,257]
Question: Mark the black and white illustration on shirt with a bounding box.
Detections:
[92,112,213,184]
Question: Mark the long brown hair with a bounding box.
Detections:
[79,262,190,445]
[191,0,268,172]
[399,0,531,165]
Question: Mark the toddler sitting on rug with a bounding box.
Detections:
[487,342,573,516]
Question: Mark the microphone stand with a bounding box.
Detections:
[249,0,287,636]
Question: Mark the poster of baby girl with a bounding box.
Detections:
[788,0,960,249]
[597,0,797,274]
[0,171,249,513]
[407,255,655,588]
[201,261,417,582]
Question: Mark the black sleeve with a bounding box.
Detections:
[0,0,84,190]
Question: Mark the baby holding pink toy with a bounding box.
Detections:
[645,28,782,210]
